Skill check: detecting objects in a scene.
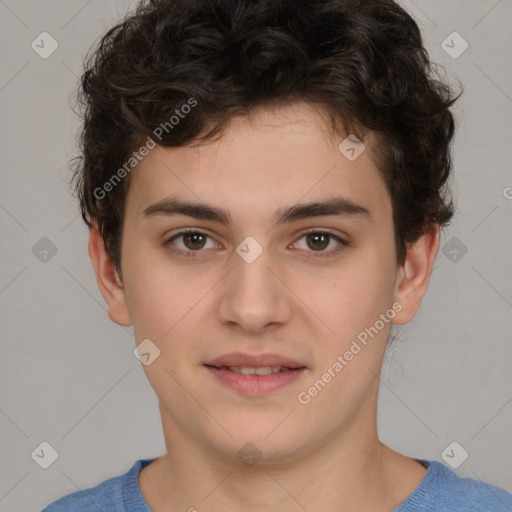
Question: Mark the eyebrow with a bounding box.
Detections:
[142,195,372,227]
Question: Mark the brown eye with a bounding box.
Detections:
[183,232,207,250]
[305,232,330,251]
[165,230,217,256]
[292,230,347,257]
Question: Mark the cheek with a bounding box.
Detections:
[123,260,222,370]
[126,275,195,340]
[314,254,396,343]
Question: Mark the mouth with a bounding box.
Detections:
[204,352,306,370]
[203,353,307,396]
[204,365,304,375]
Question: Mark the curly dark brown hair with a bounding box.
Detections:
[70,0,461,275]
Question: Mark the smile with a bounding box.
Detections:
[204,364,306,396]
[216,366,290,375]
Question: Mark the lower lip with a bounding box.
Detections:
[205,366,306,396]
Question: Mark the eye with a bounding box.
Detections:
[291,230,347,257]
[165,230,218,256]
[165,229,347,258]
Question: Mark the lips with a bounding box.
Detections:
[204,352,306,370]
[204,352,307,396]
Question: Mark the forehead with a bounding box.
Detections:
[125,102,391,225]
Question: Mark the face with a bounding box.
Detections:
[92,101,436,464]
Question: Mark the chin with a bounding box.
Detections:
[208,418,311,465]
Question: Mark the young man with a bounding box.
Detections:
[43,0,512,510]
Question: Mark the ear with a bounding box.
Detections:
[88,223,132,326]
[392,224,439,325]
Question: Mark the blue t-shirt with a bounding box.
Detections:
[42,458,512,511]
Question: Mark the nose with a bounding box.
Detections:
[216,243,293,335]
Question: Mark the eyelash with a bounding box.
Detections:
[164,228,348,259]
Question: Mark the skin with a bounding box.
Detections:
[89,101,439,511]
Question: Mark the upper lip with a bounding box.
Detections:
[205,352,306,369]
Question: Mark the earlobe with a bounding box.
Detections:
[88,223,132,327]
[392,225,440,325]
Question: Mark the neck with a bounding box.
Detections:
[139,401,426,512]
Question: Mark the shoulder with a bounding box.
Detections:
[399,459,512,512]
[41,459,155,512]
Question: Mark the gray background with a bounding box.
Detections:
[0,1,511,510]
